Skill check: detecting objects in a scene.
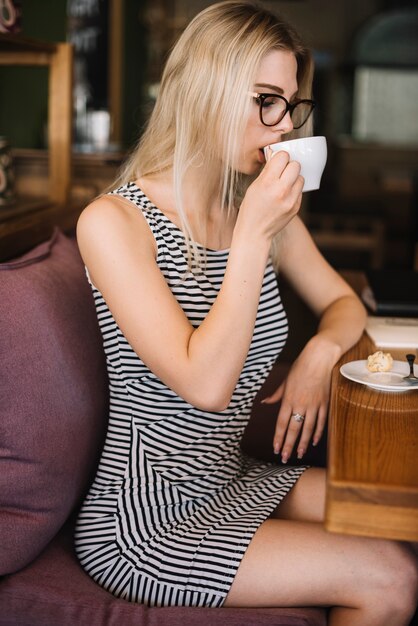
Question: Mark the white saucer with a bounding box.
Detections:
[340,360,418,392]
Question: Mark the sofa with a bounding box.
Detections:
[0,228,327,626]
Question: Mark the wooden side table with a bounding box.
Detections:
[325,332,418,541]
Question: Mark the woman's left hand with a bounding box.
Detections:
[262,336,341,463]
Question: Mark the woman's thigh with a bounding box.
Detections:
[224,516,415,610]
[270,466,326,523]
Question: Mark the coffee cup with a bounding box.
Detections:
[264,136,327,192]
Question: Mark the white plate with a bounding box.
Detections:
[340,360,418,392]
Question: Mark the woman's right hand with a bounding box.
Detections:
[237,150,304,243]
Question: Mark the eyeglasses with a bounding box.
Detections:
[249,92,316,129]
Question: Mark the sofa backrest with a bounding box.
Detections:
[0,228,109,575]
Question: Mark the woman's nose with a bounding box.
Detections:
[275,111,294,135]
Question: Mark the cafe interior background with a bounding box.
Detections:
[0,0,417,276]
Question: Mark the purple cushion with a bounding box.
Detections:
[0,229,108,575]
[0,521,326,626]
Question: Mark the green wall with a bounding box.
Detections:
[0,1,145,150]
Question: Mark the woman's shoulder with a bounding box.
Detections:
[76,190,157,261]
[78,192,135,231]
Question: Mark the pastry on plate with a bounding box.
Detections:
[366,350,393,372]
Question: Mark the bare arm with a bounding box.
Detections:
[263,216,367,461]
[279,215,367,356]
[77,153,303,412]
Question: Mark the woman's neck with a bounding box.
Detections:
[136,167,235,251]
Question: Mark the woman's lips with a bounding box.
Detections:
[258,148,266,164]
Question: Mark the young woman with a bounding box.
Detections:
[75,2,418,623]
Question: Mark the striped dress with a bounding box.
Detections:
[75,182,307,607]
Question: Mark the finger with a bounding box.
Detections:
[279,159,302,188]
[262,149,302,194]
[263,150,290,179]
[261,381,285,404]
[286,174,304,209]
[264,146,274,163]
[260,156,303,217]
[279,167,304,210]
[265,146,289,164]
[296,408,318,459]
[280,409,307,463]
[272,399,293,454]
[295,174,305,194]
[312,402,328,446]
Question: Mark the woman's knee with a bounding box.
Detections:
[365,542,418,620]
[388,546,418,618]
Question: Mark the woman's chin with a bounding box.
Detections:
[238,161,263,176]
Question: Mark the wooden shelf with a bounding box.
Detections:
[10,148,124,210]
[0,196,53,224]
[0,35,74,260]
[0,33,57,53]
[0,34,73,207]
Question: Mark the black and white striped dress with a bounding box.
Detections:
[75,183,307,607]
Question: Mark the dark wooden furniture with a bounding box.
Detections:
[0,34,73,259]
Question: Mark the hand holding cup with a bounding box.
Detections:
[264,136,327,192]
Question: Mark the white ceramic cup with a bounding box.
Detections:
[264,136,327,192]
[89,110,111,150]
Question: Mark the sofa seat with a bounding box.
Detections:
[0,518,326,626]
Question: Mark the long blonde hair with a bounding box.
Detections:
[116,1,314,270]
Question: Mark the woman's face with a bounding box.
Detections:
[237,49,298,175]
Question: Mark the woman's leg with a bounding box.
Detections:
[224,468,418,626]
[271,466,327,523]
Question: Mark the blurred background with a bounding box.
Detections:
[1,0,417,270]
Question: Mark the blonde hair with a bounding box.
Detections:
[116,0,314,271]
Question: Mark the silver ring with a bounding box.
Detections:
[291,412,305,423]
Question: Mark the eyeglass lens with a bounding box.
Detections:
[259,95,313,129]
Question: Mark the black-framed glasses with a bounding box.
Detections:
[249,91,316,129]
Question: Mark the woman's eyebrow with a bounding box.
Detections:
[254,82,284,93]
[254,83,299,100]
